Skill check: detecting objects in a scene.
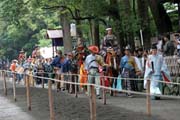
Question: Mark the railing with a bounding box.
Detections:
[0,70,180,120]
[164,56,180,76]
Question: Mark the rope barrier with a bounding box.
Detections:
[2,70,180,99]
[1,70,180,99]
[1,69,180,86]
[5,69,180,85]
[34,72,180,85]
[1,69,180,120]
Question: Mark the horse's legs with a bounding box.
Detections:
[109,78,114,96]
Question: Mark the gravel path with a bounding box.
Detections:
[0,78,180,120]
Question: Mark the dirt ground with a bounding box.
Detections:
[0,80,180,120]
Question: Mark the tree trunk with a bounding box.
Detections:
[61,13,72,53]
[120,0,135,49]
[133,0,137,18]
[91,19,100,46]
[109,0,125,51]
[149,0,172,34]
[75,9,83,38]
[137,0,151,49]
[76,20,83,37]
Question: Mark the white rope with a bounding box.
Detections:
[17,72,180,99]
[1,70,180,85]
[31,71,180,85]
[1,70,180,99]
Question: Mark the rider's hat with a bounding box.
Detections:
[20,50,25,53]
[106,27,112,31]
[88,45,99,54]
[125,45,131,50]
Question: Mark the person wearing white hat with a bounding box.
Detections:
[105,27,112,31]
[102,27,120,53]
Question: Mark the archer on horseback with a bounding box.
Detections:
[100,27,121,96]
[102,27,120,54]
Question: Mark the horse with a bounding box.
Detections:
[69,45,89,93]
[104,48,121,96]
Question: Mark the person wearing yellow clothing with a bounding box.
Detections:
[79,61,88,91]
[120,45,141,97]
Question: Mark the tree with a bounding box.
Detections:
[137,0,151,48]
[149,0,173,34]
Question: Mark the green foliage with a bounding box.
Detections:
[0,0,179,60]
[0,0,59,60]
[164,3,179,31]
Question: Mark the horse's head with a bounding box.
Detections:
[106,48,118,70]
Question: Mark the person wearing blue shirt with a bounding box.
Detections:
[51,50,62,91]
[120,45,141,97]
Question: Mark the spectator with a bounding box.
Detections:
[173,33,180,57]
[163,34,175,56]
[144,45,171,100]
[120,45,141,97]
[85,45,101,99]
[10,60,17,72]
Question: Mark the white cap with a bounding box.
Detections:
[106,28,112,31]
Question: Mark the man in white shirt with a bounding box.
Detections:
[156,37,163,55]
[85,45,101,99]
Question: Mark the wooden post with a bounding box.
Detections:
[24,72,26,86]
[26,74,31,111]
[75,75,78,98]
[89,84,96,120]
[30,71,35,87]
[3,71,7,96]
[42,73,44,89]
[48,80,55,120]
[102,77,106,105]
[13,73,17,101]
[146,79,151,116]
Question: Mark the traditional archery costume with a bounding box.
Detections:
[102,28,119,53]
[144,46,171,100]
[120,46,140,96]
[79,60,88,90]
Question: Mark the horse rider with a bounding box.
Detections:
[102,27,120,55]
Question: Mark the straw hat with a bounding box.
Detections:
[88,45,99,54]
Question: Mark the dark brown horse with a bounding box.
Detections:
[105,48,120,96]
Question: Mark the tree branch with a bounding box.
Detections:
[42,5,95,21]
